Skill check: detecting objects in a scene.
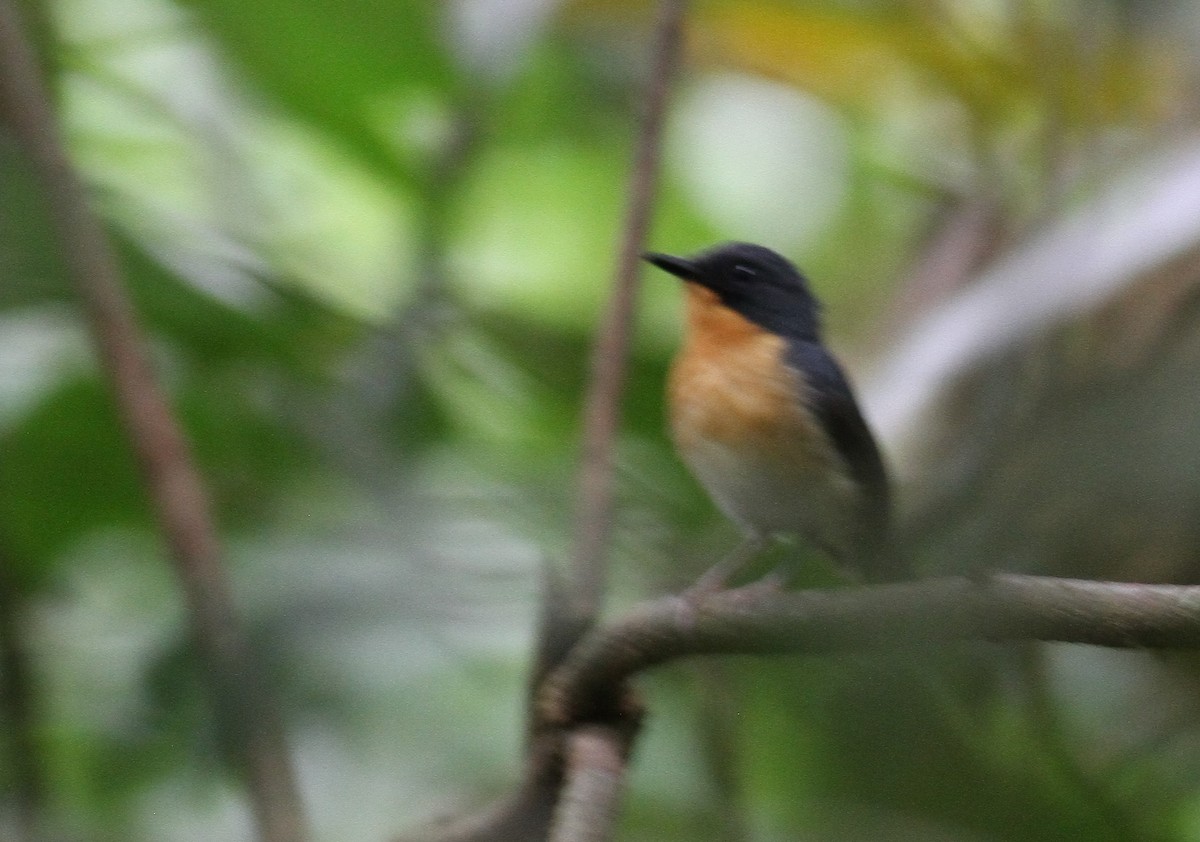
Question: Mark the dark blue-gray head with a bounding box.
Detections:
[643,242,823,341]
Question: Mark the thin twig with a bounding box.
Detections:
[397,10,687,840]
[540,574,1200,726]
[317,107,479,496]
[571,0,687,620]
[0,6,307,842]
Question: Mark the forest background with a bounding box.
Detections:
[5,1,1200,840]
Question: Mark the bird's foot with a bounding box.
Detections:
[682,535,768,600]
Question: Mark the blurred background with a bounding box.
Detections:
[4,0,1200,840]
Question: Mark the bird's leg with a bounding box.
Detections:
[686,534,768,596]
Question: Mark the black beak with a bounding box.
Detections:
[642,251,698,280]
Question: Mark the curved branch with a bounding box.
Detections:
[540,574,1200,725]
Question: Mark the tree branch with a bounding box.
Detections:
[0,5,307,841]
[547,725,637,842]
[570,0,686,620]
[399,8,687,839]
[540,574,1200,726]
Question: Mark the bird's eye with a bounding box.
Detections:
[733,264,756,279]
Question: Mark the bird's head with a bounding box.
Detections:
[643,242,822,341]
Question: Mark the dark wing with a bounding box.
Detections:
[786,340,903,580]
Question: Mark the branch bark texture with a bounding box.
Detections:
[547,726,634,842]
[541,574,1200,725]
[0,5,307,841]
[570,0,686,619]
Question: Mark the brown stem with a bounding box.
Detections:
[540,574,1200,726]
[398,8,688,840]
[546,726,636,842]
[570,0,687,620]
[0,5,307,841]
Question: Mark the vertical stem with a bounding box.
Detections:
[571,0,687,620]
[0,5,307,841]
[547,726,632,842]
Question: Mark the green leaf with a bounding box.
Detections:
[180,0,458,185]
[0,379,148,579]
[0,137,72,308]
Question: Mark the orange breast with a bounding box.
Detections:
[668,285,856,544]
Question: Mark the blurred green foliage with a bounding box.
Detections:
[3,0,1200,840]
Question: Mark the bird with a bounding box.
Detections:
[643,242,903,587]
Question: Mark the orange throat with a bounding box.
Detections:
[667,283,849,537]
[669,283,798,449]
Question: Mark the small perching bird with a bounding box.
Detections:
[644,242,902,587]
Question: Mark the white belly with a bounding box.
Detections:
[679,431,857,553]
